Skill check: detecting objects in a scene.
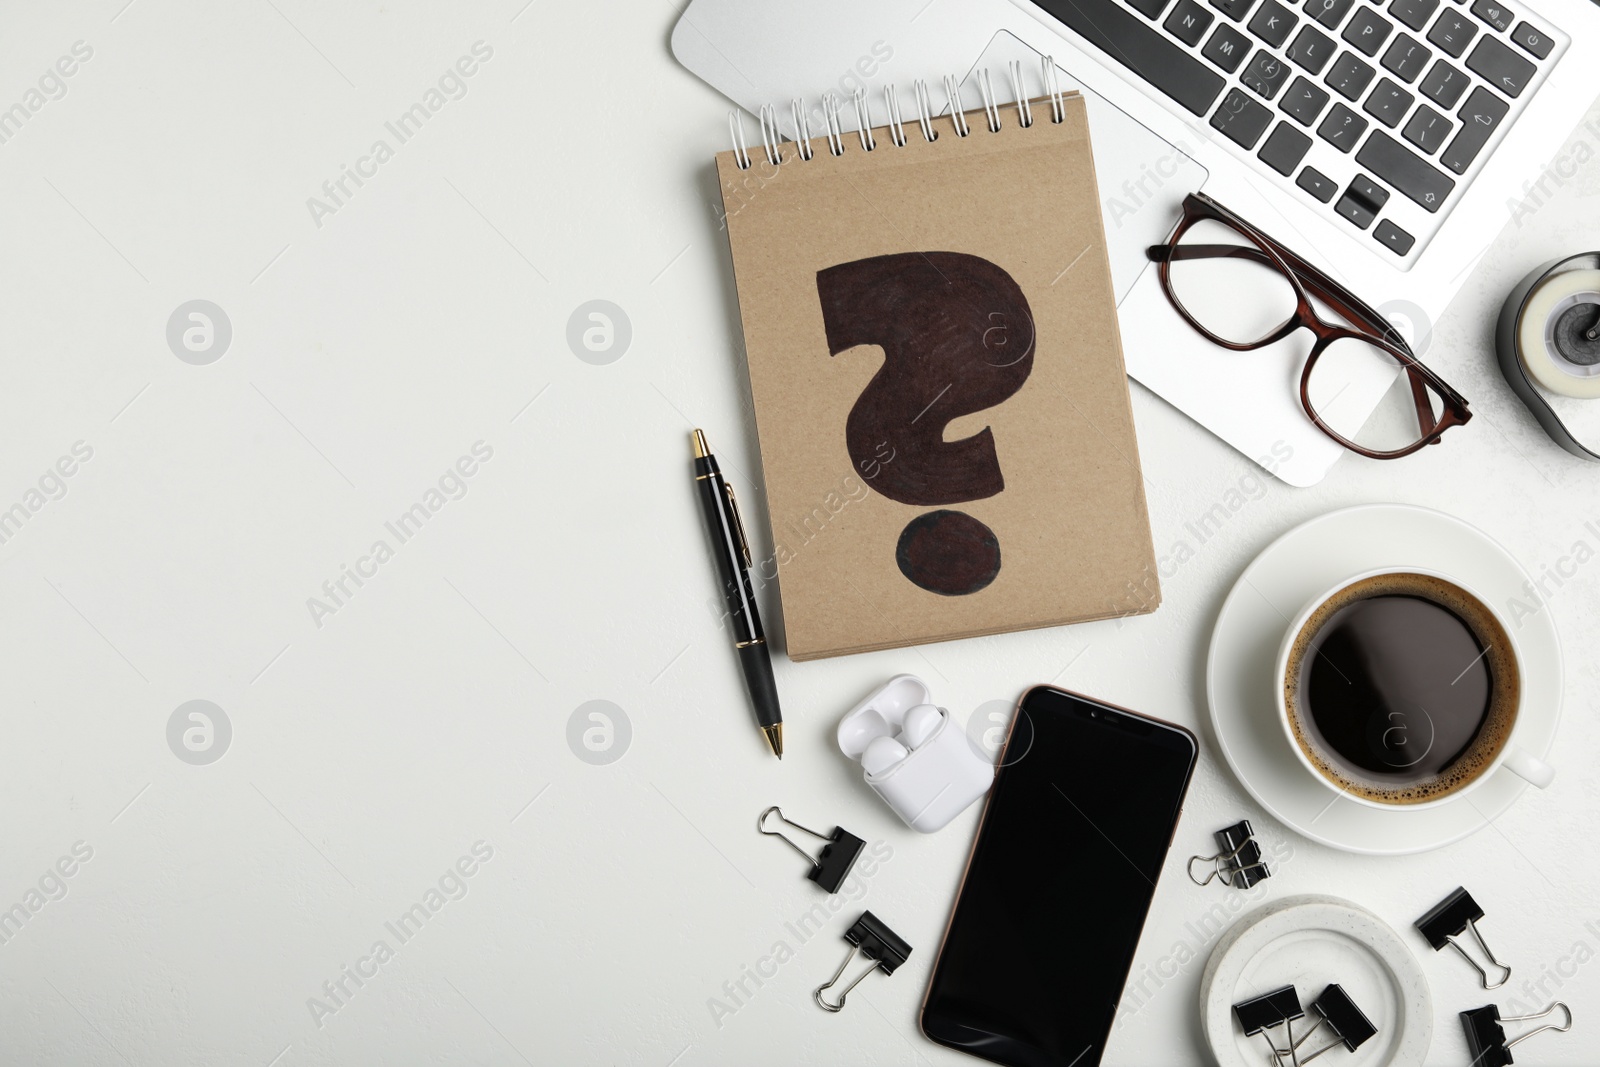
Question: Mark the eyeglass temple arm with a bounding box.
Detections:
[1150,243,1443,437]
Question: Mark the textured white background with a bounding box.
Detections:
[1,1,1597,1064]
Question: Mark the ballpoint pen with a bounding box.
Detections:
[692,429,783,758]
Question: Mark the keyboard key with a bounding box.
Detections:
[1375,218,1416,254]
[1211,87,1276,147]
[1280,76,1332,122]
[1326,51,1377,98]
[1249,0,1299,45]
[1381,32,1431,80]
[1318,102,1369,150]
[1389,0,1439,31]
[1166,0,1217,44]
[1203,24,1255,69]
[1427,9,1478,56]
[1305,0,1354,28]
[1357,130,1456,209]
[1259,121,1314,173]
[1509,20,1553,58]
[1402,103,1453,152]
[1469,0,1513,31]
[1419,59,1469,106]
[1337,172,1390,228]
[1343,7,1395,53]
[1242,49,1293,97]
[1033,0,1227,115]
[1466,35,1535,96]
[1348,172,1393,209]
[1211,0,1260,19]
[1363,77,1415,126]
[1335,191,1378,227]
[1130,0,1176,17]
[1297,165,1339,201]
[1439,85,1509,172]
[1288,25,1338,71]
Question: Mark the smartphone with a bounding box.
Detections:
[920,685,1198,1067]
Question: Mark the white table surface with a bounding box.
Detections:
[2,2,1597,1064]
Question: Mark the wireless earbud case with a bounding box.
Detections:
[837,675,994,833]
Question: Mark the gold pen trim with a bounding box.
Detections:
[724,484,753,567]
[735,637,765,647]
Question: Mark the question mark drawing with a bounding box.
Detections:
[816,251,1035,596]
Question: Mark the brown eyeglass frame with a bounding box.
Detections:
[1147,192,1472,459]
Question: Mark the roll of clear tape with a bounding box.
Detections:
[1496,253,1600,459]
[1518,269,1600,399]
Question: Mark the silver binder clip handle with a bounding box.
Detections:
[1188,838,1267,887]
[1504,1001,1573,1050]
[1447,920,1513,990]
[758,805,830,864]
[814,944,878,1013]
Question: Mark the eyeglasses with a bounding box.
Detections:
[1147,193,1471,459]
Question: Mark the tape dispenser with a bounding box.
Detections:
[1496,252,1600,458]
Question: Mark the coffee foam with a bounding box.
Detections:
[1283,572,1521,804]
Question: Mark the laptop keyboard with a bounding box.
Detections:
[1030,0,1565,263]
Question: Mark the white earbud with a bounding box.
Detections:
[901,704,943,750]
[861,735,910,776]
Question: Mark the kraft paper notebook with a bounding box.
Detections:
[714,80,1159,661]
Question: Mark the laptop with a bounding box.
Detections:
[671,0,1600,485]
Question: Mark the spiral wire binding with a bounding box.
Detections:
[728,64,1063,166]
[1008,61,1033,128]
[884,85,907,147]
[913,79,938,143]
[976,68,1003,133]
[823,92,846,157]
[729,110,752,170]
[1042,56,1066,123]
[758,103,782,166]
[790,98,814,161]
[851,89,876,152]
[943,75,971,137]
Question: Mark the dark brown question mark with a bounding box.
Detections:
[816,251,1035,596]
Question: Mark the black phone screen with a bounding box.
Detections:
[921,686,1197,1067]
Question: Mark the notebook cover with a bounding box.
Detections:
[715,94,1159,660]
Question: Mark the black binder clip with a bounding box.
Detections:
[1188,819,1270,889]
[1415,887,1511,988]
[1286,985,1378,1063]
[813,911,912,1012]
[1233,985,1303,1064]
[1461,1001,1572,1066]
[758,806,864,894]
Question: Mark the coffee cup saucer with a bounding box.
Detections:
[1205,503,1562,855]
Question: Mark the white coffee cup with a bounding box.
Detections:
[1274,567,1554,810]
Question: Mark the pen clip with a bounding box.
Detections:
[725,483,752,568]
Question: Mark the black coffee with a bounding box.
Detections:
[1284,573,1519,804]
